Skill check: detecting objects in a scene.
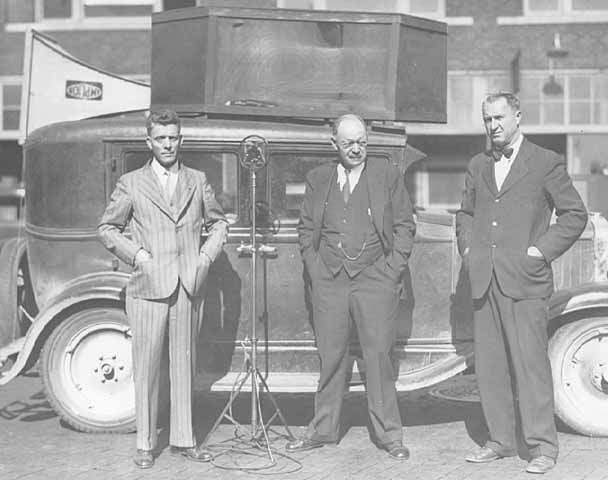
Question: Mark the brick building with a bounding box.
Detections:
[1,0,607,215]
[279,0,608,213]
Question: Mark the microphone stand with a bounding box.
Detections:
[202,135,295,471]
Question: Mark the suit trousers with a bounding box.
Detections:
[306,254,402,447]
[126,281,200,451]
[474,271,558,459]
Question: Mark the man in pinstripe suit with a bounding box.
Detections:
[98,109,228,468]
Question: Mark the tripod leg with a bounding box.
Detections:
[201,368,252,446]
[255,369,296,440]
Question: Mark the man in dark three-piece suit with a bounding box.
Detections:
[98,109,227,468]
[288,114,416,460]
[456,93,587,474]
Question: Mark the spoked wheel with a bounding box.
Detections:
[40,306,136,433]
[0,237,35,348]
[549,316,608,436]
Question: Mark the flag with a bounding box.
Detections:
[19,29,150,143]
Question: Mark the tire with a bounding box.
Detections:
[0,237,35,348]
[549,316,608,436]
[40,306,137,433]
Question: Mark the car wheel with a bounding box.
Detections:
[0,237,35,348]
[549,316,608,436]
[40,305,137,433]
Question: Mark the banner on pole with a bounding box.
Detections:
[20,29,150,143]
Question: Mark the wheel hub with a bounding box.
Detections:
[61,320,134,419]
[95,355,124,383]
[591,361,608,393]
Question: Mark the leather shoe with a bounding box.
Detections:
[133,449,154,469]
[387,444,410,460]
[169,445,213,462]
[526,455,556,474]
[465,446,502,463]
[285,437,325,452]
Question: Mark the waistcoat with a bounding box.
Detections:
[319,168,383,277]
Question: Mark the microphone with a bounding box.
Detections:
[239,134,268,171]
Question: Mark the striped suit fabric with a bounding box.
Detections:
[98,160,227,451]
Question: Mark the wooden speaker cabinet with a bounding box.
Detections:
[151,7,447,123]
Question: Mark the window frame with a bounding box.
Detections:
[0,77,22,139]
[276,0,474,25]
[524,0,608,15]
[266,144,397,238]
[407,70,608,136]
[267,147,338,230]
[279,0,446,16]
[5,0,162,31]
[109,141,242,228]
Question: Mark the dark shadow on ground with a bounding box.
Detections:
[0,390,57,422]
[190,388,489,447]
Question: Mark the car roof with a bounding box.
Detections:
[25,110,408,147]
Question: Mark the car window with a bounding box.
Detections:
[122,150,239,224]
[268,152,387,226]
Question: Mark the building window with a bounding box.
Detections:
[442,71,608,131]
[445,73,510,130]
[1,81,22,136]
[521,73,608,126]
[570,134,608,175]
[4,0,161,28]
[278,0,445,17]
[520,75,565,125]
[526,0,608,14]
[44,0,73,19]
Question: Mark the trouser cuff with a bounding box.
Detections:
[486,441,517,457]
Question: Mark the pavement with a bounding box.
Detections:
[1,372,607,480]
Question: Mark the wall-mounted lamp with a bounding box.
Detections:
[543,33,568,96]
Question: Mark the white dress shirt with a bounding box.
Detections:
[337,161,365,194]
[151,158,179,201]
[495,133,523,191]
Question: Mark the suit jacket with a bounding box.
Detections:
[98,161,228,299]
[455,138,587,300]
[298,157,416,279]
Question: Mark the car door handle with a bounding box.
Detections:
[259,244,278,258]
[236,242,279,258]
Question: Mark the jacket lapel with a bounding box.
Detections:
[174,167,196,221]
[481,153,498,197]
[138,161,174,220]
[497,138,530,197]
[313,164,337,229]
[365,158,385,233]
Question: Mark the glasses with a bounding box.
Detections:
[339,140,368,150]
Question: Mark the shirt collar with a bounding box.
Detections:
[337,161,365,176]
[151,157,180,179]
[505,132,524,161]
[337,161,365,189]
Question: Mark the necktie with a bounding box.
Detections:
[343,169,351,204]
[491,146,514,161]
[163,171,173,204]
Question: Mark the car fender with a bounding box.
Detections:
[548,281,608,327]
[0,271,129,385]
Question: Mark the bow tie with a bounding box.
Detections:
[490,147,514,161]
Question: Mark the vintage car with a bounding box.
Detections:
[2,4,608,441]
[0,111,607,440]
[0,179,27,348]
